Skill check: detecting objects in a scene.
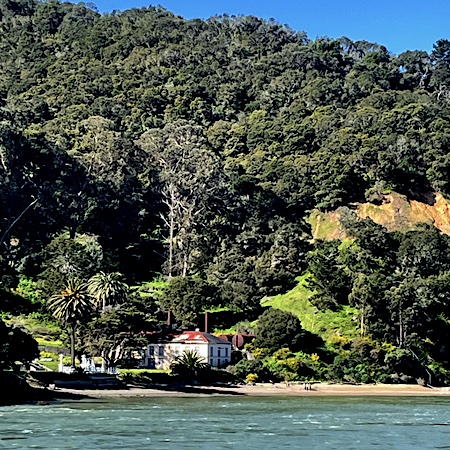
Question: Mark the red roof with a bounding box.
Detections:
[146,330,231,345]
[172,331,208,342]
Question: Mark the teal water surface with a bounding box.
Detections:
[2,396,450,449]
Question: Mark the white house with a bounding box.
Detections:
[143,330,232,369]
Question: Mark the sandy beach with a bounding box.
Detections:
[52,382,450,400]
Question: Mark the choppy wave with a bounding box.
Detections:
[2,397,450,449]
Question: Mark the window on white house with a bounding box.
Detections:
[149,346,155,356]
[224,347,228,357]
[159,346,164,357]
[218,347,221,357]
[210,347,214,356]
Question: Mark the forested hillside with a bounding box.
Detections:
[3,0,450,383]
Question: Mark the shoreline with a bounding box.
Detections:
[49,382,450,400]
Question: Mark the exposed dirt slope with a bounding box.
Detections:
[309,193,450,240]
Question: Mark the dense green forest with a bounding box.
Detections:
[3,0,450,384]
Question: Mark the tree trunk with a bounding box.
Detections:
[167,188,176,278]
[101,349,107,373]
[360,303,365,337]
[69,223,76,240]
[399,301,404,347]
[182,250,188,277]
[70,325,76,367]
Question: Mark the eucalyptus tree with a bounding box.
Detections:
[396,50,430,89]
[136,120,226,278]
[47,277,94,367]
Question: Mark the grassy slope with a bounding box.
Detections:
[7,315,66,370]
[213,319,258,335]
[263,273,359,341]
[7,315,62,343]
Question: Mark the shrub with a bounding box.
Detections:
[117,369,172,385]
[228,359,273,382]
[245,373,258,385]
[39,351,57,360]
[254,308,325,354]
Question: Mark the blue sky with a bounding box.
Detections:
[91,0,450,55]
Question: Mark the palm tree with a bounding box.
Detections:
[87,271,129,312]
[170,350,209,381]
[47,277,94,367]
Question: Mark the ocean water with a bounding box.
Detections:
[1,396,450,449]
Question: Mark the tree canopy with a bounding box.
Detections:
[2,0,450,382]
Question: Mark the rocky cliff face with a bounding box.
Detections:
[309,193,450,240]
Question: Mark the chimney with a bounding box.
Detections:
[204,311,209,333]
